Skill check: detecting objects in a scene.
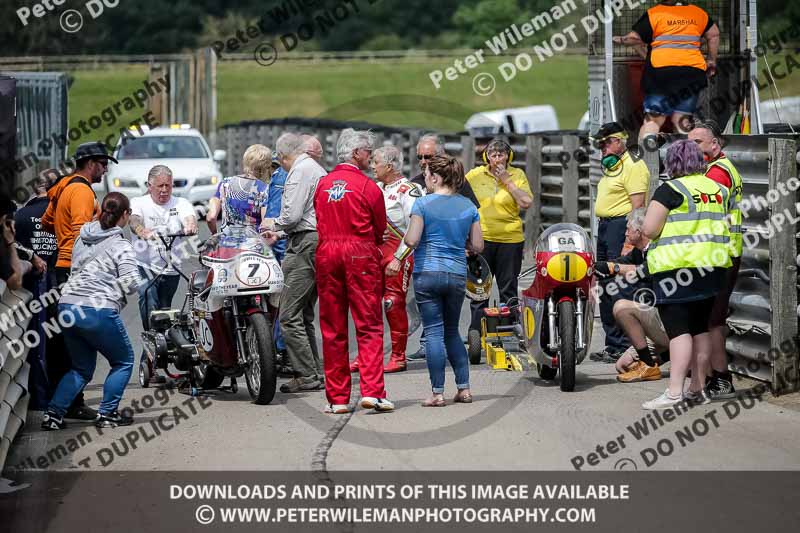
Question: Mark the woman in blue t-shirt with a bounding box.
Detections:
[404,155,483,407]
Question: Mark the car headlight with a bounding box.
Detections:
[195,176,219,186]
[112,178,138,188]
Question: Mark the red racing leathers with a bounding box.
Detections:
[379,178,423,371]
[314,163,387,404]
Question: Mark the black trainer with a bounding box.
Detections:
[41,411,66,431]
[707,376,736,401]
[65,404,98,421]
[95,411,134,428]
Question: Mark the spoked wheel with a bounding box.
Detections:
[468,329,482,365]
[244,313,277,405]
[558,300,576,392]
[138,353,151,388]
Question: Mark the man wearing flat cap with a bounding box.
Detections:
[41,141,116,420]
[590,123,650,363]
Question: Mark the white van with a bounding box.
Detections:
[464,105,559,136]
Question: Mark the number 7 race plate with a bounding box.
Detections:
[235,254,272,287]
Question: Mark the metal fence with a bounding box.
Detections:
[0,72,68,173]
[148,48,217,142]
[721,135,799,392]
[0,281,33,472]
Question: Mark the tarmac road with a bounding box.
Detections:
[6,224,800,474]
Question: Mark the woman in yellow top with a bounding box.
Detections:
[465,139,533,334]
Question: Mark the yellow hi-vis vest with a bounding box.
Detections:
[708,156,743,258]
[647,174,733,275]
[647,4,709,70]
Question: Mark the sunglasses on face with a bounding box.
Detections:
[417,154,433,161]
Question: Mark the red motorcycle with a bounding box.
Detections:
[518,223,596,391]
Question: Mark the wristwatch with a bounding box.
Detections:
[610,262,620,275]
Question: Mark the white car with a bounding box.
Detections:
[98,125,226,205]
[465,105,559,137]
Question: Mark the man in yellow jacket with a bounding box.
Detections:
[465,139,532,336]
[614,1,720,139]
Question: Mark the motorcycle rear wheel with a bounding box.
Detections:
[244,313,277,405]
[558,300,576,392]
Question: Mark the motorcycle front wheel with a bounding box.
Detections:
[558,300,576,392]
[244,313,277,404]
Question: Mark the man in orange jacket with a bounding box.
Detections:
[614,1,720,139]
[41,141,115,420]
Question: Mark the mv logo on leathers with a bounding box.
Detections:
[324,180,352,202]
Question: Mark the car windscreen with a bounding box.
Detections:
[117,136,209,159]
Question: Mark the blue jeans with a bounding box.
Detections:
[48,305,134,417]
[413,271,470,394]
[644,92,699,116]
[137,267,181,330]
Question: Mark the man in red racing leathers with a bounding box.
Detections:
[314,129,394,414]
[350,145,423,374]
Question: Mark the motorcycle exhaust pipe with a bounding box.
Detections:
[547,296,559,351]
[168,328,199,360]
[575,290,585,351]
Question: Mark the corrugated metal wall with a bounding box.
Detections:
[3,72,69,172]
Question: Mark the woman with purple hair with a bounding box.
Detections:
[640,139,732,410]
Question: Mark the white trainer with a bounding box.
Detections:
[360,397,395,412]
[642,389,684,410]
[324,404,351,414]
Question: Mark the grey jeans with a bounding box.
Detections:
[279,231,322,379]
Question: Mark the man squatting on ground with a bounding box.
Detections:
[262,133,328,393]
[313,129,394,414]
[593,207,671,383]
[350,145,424,374]
[129,165,197,384]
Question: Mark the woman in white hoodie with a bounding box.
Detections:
[42,193,142,430]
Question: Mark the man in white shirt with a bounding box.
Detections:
[129,165,197,382]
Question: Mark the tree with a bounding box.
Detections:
[453,0,532,49]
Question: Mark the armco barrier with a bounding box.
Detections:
[643,135,800,394]
[217,120,590,244]
[0,279,33,473]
